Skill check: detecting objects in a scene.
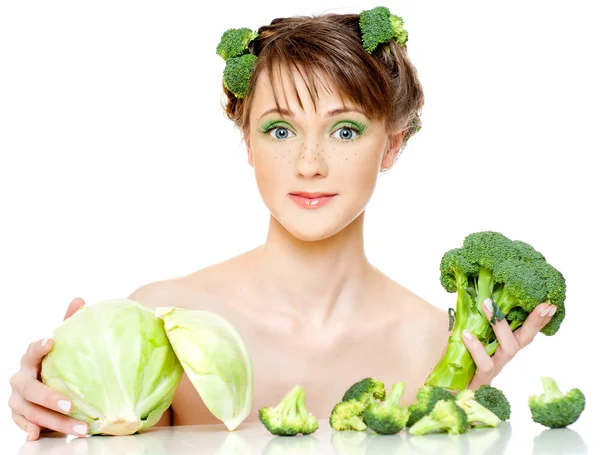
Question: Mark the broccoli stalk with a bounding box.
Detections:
[455,389,500,428]
[259,385,318,436]
[408,400,468,436]
[363,382,410,435]
[425,231,567,391]
[528,377,585,428]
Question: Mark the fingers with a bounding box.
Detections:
[462,329,494,389]
[481,298,520,359]
[64,298,85,321]
[12,411,41,440]
[513,302,557,349]
[12,394,88,437]
[20,338,53,375]
[12,373,73,416]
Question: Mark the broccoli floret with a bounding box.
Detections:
[363,382,410,435]
[409,400,468,436]
[222,54,257,99]
[407,385,455,427]
[528,377,585,428]
[425,231,567,390]
[259,385,318,435]
[330,378,387,432]
[455,389,500,428]
[329,400,368,431]
[216,28,259,60]
[474,385,511,421]
[359,6,408,54]
[342,378,386,405]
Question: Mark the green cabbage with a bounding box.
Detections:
[155,307,254,431]
[41,299,183,435]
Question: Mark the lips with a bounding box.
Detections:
[288,191,337,209]
[290,191,337,199]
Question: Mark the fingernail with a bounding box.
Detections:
[548,306,557,317]
[463,329,473,340]
[483,298,493,313]
[41,338,50,348]
[540,307,550,317]
[58,400,71,412]
[73,424,87,436]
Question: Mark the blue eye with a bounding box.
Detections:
[263,124,362,141]
[331,126,359,141]
[268,126,296,140]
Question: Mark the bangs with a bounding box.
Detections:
[242,15,395,132]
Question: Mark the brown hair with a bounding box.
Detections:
[220,11,424,158]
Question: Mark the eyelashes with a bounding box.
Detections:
[258,121,366,142]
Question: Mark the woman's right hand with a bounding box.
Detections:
[8,298,90,441]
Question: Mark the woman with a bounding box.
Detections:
[8,8,557,440]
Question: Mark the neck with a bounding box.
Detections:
[254,211,375,325]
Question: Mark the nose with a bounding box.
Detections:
[296,141,328,179]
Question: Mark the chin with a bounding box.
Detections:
[276,209,359,242]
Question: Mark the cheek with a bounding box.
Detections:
[337,148,382,190]
[253,148,290,197]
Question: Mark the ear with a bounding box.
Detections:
[381,130,406,170]
[244,136,255,168]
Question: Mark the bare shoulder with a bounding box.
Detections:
[377,272,450,345]
[127,247,259,311]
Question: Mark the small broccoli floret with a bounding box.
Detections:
[216,28,259,60]
[342,378,386,405]
[359,6,408,54]
[363,382,410,435]
[474,385,511,421]
[259,385,318,436]
[409,400,468,436]
[425,231,567,390]
[407,386,455,427]
[455,389,500,428]
[528,377,585,428]
[330,400,368,431]
[222,54,257,99]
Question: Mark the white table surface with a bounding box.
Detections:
[8,415,596,455]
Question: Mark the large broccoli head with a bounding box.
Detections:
[427,231,566,390]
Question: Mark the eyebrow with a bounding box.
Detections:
[259,106,366,121]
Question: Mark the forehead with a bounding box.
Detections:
[252,63,357,116]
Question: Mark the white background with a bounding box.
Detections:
[1,1,598,453]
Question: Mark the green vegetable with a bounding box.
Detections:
[409,399,468,435]
[425,231,567,390]
[330,400,368,431]
[259,385,318,436]
[222,54,258,98]
[41,299,183,435]
[156,306,253,431]
[359,6,408,54]
[329,377,386,432]
[363,382,410,434]
[528,377,585,428]
[474,385,511,421]
[216,28,259,60]
[455,389,500,428]
[342,378,386,404]
[407,385,455,427]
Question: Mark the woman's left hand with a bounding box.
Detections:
[461,298,557,390]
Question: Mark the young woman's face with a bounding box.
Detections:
[245,66,401,241]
